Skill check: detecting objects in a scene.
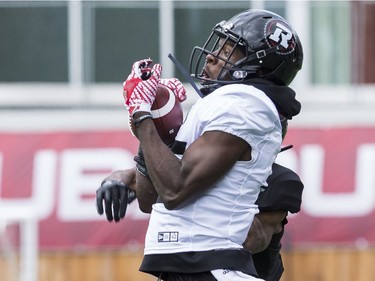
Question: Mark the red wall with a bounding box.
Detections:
[0,128,374,249]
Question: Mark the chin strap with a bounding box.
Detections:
[280,144,293,152]
[199,83,222,96]
[168,53,204,98]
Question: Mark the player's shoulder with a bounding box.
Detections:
[268,162,301,183]
[256,162,304,213]
[265,162,303,192]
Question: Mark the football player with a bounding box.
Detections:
[97,9,303,281]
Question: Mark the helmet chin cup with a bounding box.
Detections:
[232,70,247,79]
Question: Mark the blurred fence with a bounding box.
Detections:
[1,248,375,281]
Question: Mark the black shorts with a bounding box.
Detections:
[158,271,217,281]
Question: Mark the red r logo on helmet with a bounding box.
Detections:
[266,20,296,55]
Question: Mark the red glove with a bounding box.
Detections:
[122,58,162,116]
[127,77,187,138]
[159,78,187,103]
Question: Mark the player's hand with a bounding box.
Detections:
[122,58,162,116]
[96,180,136,222]
[159,78,187,102]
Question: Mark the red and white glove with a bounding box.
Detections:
[122,58,162,116]
[159,78,187,103]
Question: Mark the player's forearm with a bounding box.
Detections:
[135,171,158,213]
[102,168,136,186]
[135,117,187,208]
[244,211,287,253]
[243,217,273,253]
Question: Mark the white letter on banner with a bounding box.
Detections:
[302,144,375,217]
[33,150,57,219]
[58,148,135,221]
[0,150,57,221]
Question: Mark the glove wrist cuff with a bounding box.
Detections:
[131,103,152,117]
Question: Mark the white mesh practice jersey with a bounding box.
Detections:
[144,84,282,255]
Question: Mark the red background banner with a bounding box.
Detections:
[0,128,374,250]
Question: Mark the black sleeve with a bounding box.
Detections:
[252,227,285,281]
[256,163,304,213]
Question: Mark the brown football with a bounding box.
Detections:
[129,85,183,145]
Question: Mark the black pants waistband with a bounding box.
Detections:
[158,271,217,281]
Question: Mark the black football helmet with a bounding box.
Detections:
[189,9,303,89]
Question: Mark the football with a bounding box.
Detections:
[129,85,184,145]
